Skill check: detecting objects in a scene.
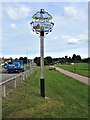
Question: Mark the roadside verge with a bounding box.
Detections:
[55,67,89,85]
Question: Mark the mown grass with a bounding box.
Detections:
[2,66,88,118]
[56,63,89,77]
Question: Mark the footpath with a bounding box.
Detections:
[55,67,89,85]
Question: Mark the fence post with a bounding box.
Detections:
[14,78,16,89]
[29,70,30,76]
[26,72,27,79]
[27,70,29,77]
[23,73,25,81]
[3,84,6,98]
[20,74,23,83]
[30,68,32,73]
[27,71,28,78]
[28,70,30,77]
[29,68,31,75]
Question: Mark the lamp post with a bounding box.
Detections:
[30,9,54,97]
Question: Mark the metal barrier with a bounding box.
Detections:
[0,67,35,98]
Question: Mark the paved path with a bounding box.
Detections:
[55,67,90,85]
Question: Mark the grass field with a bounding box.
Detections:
[56,63,89,77]
[2,66,88,118]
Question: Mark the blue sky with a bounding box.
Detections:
[1,1,88,59]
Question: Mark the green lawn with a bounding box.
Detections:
[56,63,89,77]
[2,66,88,118]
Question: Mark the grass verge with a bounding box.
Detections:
[56,63,89,77]
[2,66,88,118]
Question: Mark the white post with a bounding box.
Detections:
[40,36,44,79]
[23,73,25,81]
[20,75,23,83]
[14,79,16,89]
[3,85,6,98]
[40,31,45,97]
[26,72,27,79]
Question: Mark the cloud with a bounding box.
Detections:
[52,36,58,40]
[78,33,88,41]
[62,33,88,44]
[2,2,88,59]
[53,6,87,31]
[67,38,80,44]
[64,6,86,20]
[53,15,66,29]
[1,0,89,2]
[62,35,70,39]
[6,5,30,20]
[10,23,17,30]
[62,35,80,44]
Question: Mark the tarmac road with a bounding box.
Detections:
[0,68,18,82]
[1,73,18,82]
[0,68,21,98]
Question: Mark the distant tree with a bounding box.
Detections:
[72,54,82,62]
[19,57,24,61]
[36,58,40,66]
[72,54,77,61]
[52,58,58,64]
[68,57,72,63]
[34,56,52,66]
[64,55,69,63]
[34,57,39,63]
[76,55,81,61]
[34,57,40,66]
[82,57,90,63]
[44,59,48,65]
[65,56,68,59]
[15,58,18,61]
[23,57,28,64]
[45,56,52,65]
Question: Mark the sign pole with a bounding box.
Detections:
[30,9,54,97]
[40,30,45,97]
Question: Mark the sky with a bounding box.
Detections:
[0,1,88,59]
